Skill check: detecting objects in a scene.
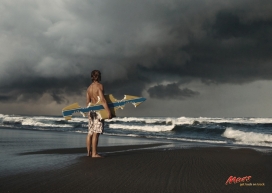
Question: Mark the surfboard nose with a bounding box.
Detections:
[62,103,81,111]
[62,103,81,120]
[124,95,146,107]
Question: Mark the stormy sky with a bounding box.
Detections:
[1,0,272,117]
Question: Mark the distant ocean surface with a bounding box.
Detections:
[1,114,272,149]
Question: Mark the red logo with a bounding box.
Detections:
[225,176,252,185]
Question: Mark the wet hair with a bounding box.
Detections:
[91,70,101,82]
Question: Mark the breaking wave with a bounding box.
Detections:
[222,127,272,147]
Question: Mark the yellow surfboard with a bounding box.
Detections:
[62,94,146,120]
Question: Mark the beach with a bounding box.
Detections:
[0,128,271,193]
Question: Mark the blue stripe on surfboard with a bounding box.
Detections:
[62,97,146,117]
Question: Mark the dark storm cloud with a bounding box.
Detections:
[0,95,13,102]
[210,11,272,38]
[138,9,272,83]
[0,75,89,104]
[1,0,272,105]
[147,83,199,100]
[50,91,66,104]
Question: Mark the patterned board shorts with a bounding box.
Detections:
[88,111,104,135]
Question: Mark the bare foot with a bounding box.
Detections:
[87,151,92,157]
[92,154,104,158]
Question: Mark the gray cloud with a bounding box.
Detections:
[147,83,199,100]
[0,0,272,109]
[0,95,12,102]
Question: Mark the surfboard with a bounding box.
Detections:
[62,94,146,120]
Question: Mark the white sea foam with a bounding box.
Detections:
[109,116,272,125]
[174,116,272,125]
[222,127,272,147]
[107,117,166,124]
[1,113,85,121]
[166,137,227,144]
[108,124,174,132]
[1,115,72,128]
[107,117,145,122]
[74,130,88,134]
[31,116,87,123]
[109,117,187,125]
[107,117,180,125]
[103,133,140,138]
[1,115,24,123]
[21,118,71,128]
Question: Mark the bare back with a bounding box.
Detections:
[86,82,103,105]
[86,79,111,119]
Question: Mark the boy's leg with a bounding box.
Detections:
[92,133,102,158]
[86,133,92,156]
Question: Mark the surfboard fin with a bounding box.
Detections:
[105,94,118,103]
[64,116,72,120]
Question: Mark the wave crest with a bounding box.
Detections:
[222,127,272,147]
[108,124,174,132]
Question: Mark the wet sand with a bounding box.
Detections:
[1,144,271,193]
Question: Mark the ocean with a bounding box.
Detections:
[1,113,272,179]
[1,113,272,150]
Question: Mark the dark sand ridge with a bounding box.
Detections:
[1,144,271,193]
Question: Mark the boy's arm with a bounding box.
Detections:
[98,85,112,119]
[86,91,91,106]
